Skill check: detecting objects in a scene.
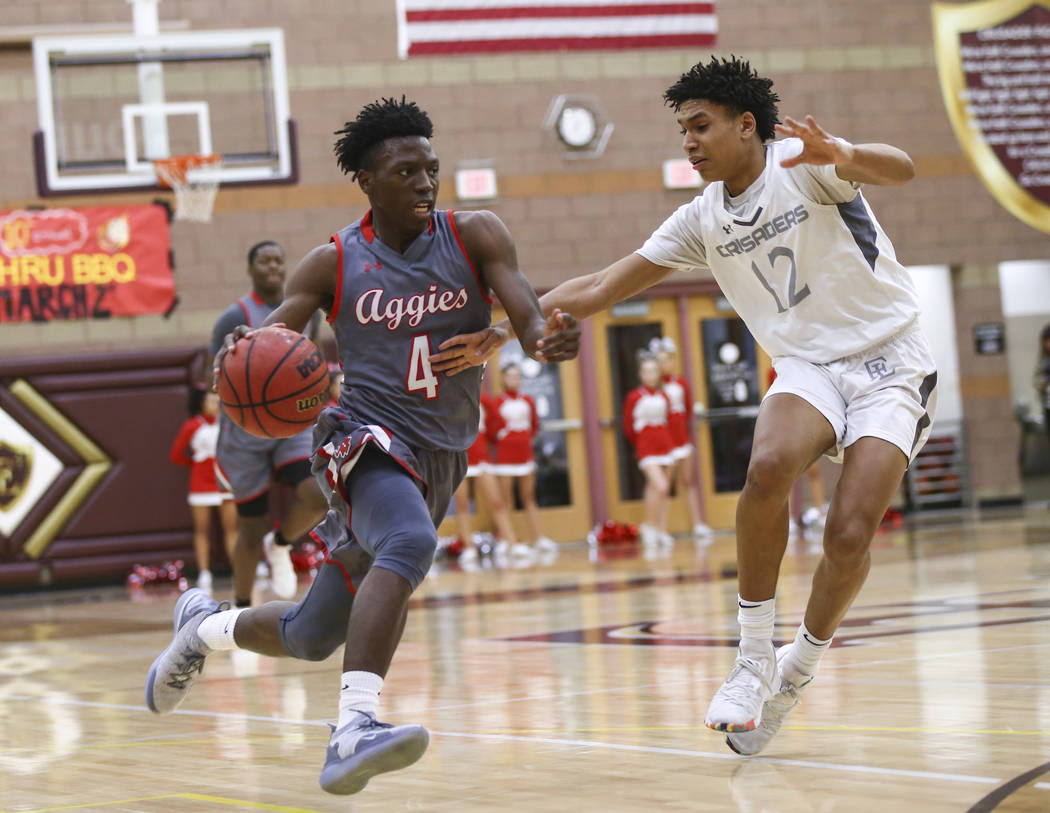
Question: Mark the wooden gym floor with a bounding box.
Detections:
[2,508,1050,812]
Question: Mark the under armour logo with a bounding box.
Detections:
[722,224,733,234]
[864,357,896,381]
[363,260,382,273]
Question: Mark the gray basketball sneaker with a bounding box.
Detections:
[319,711,430,795]
[725,645,811,755]
[145,588,226,714]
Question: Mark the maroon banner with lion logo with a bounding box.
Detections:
[0,204,174,322]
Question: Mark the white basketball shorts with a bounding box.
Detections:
[766,324,938,466]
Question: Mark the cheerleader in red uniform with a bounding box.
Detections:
[450,390,521,561]
[654,337,712,539]
[492,362,557,558]
[169,389,237,594]
[623,353,675,548]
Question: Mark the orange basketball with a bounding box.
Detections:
[218,326,329,438]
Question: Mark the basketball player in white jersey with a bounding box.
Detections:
[432,56,937,756]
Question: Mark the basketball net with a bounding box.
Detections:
[153,153,223,223]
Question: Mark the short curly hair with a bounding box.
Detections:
[663,56,780,143]
[333,96,434,180]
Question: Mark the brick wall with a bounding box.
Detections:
[0,0,1039,503]
[952,266,1024,504]
[2,0,1047,359]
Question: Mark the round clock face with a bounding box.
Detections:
[557,106,598,148]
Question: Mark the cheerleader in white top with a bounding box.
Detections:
[432,56,937,755]
[450,390,522,560]
[169,389,237,594]
[492,362,557,557]
[651,337,713,539]
[623,353,675,548]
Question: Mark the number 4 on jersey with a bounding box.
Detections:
[407,334,439,400]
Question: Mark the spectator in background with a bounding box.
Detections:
[652,336,713,540]
[169,388,238,594]
[451,389,524,563]
[492,362,558,559]
[624,352,675,550]
[1035,324,1050,437]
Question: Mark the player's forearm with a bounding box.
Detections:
[512,315,550,359]
[837,141,915,186]
[492,274,601,341]
[536,271,615,323]
[262,295,320,333]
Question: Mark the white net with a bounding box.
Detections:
[153,154,223,223]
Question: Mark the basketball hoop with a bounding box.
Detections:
[153,153,223,223]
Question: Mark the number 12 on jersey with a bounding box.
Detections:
[407,334,440,400]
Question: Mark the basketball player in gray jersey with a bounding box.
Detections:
[145,98,580,795]
[208,241,328,606]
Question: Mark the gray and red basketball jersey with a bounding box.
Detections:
[328,210,492,451]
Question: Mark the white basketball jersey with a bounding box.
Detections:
[636,138,920,363]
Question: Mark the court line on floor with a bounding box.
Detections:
[428,730,1002,786]
[6,793,327,813]
[821,640,1050,670]
[0,693,1006,789]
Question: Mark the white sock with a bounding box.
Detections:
[196,608,246,651]
[737,594,775,660]
[338,670,383,729]
[782,622,831,683]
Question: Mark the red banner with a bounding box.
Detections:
[0,204,174,323]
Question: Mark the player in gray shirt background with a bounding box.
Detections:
[208,242,327,605]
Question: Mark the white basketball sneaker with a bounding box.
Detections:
[705,642,777,733]
[725,645,811,755]
[534,536,558,555]
[264,530,298,599]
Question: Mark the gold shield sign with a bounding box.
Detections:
[933,0,1050,233]
[0,440,33,511]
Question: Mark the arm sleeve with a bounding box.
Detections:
[526,395,539,434]
[209,306,247,357]
[169,419,196,466]
[635,199,710,272]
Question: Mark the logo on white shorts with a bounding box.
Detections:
[864,357,896,381]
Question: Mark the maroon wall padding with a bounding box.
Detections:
[0,347,211,588]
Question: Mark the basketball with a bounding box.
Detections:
[218,326,329,438]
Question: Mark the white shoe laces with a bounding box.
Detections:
[719,657,775,709]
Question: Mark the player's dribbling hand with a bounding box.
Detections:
[535,308,579,364]
[212,322,285,389]
[777,115,854,169]
[430,325,511,376]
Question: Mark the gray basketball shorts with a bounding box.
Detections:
[310,407,467,559]
[766,324,938,466]
[215,420,315,503]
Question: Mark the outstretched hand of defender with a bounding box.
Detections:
[430,324,512,376]
[777,115,854,169]
[430,309,580,376]
[535,308,579,364]
[212,322,285,389]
